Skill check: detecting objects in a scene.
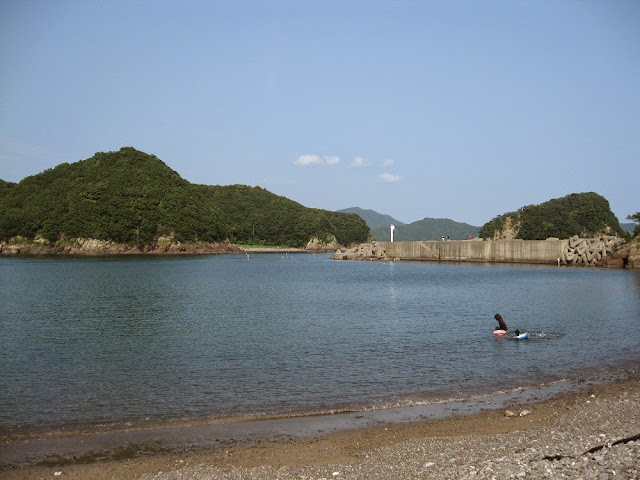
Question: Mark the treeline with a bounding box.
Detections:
[0,147,369,248]
[479,192,627,240]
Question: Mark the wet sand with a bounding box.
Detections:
[2,375,639,480]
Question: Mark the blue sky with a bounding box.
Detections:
[1,1,638,226]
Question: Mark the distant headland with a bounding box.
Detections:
[0,147,367,254]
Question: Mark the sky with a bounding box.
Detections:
[1,1,639,226]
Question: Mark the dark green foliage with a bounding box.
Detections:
[0,148,224,244]
[0,179,16,192]
[479,193,626,240]
[200,185,369,247]
[0,147,369,248]
[478,214,509,240]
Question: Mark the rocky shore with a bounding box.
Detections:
[0,235,340,256]
[4,378,638,480]
[332,242,389,261]
[0,236,244,255]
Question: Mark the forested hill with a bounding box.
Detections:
[479,192,626,240]
[200,185,369,247]
[0,147,369,248]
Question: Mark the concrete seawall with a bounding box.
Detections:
[377,240,569,265]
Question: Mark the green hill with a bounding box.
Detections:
[0,147,369,248]
[201,185,369,247]
[338,208,479,241]
[386,218,480,241]
[479,192,626,240]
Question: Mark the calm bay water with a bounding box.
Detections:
[1,253,639,433]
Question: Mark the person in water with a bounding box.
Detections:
[514,329,529,339]
[494,313,508,331]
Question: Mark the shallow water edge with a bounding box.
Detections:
[2,364,637,470]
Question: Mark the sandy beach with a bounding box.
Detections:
[2,375,638,480]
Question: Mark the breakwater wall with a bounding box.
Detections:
[333,236,626,265]
[378,239,567,265]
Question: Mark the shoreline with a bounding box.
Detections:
[2,373,639,479]
[240,247,316,253]
[2,242,636,270]
[0,238,335,256]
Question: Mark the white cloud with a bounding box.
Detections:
[379,173,401,183]
[294,154,341,166]
[295,154,323,166]
[352,156,370,167]
[381,159,395,167]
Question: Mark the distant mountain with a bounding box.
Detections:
[337,207,405,229]
[337,208,479,241]
[621,223,636,235]
[382,218,480,241]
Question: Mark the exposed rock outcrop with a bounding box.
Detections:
[0,237,243,255]
[331,242,389,261]
[306,236,340,252]
[597,238,640,269]
[630,241,640,268]
[491,216,520,240]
